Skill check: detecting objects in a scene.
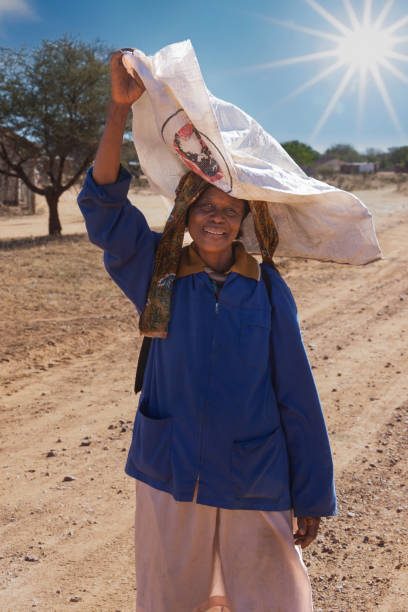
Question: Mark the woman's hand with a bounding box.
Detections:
[93,49,145,185]
[294,516,321,549]
[110,49,146,107]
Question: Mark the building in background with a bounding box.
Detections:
[0,162,35,214]
[340,162,379,174]
[0,128,36,214]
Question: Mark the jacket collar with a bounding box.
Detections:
[176,241,260,281]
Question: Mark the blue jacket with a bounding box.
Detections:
[78,168,337,516]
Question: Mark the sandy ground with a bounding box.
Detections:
[0,184,407,611]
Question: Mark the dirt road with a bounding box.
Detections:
[0,185,407,611]
[0,186,169,240]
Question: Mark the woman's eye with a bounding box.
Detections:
[197,203,239,216]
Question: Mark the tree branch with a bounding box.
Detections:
[0,167,19,179]
[56,155,66,186]
[0,143,45,194]
[15,161,45,195]
[62,153,94,191]
[0,140,15,168]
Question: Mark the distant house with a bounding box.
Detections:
[311,158,344,173]
[340,162,378,174]
[312,158,379,175]
[0,162,35,213]
[0,128,36,214]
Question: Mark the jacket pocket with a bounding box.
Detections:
[132,402,172,482]
[239,309,271,369]
[231,426,289,500]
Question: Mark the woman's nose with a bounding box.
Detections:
[209,207,224,221]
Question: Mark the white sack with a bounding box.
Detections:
[122,40,382,264]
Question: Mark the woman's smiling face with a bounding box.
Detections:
[187,186,246,255]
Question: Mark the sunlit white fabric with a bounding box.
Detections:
[122,40,381,264]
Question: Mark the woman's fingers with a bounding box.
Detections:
[110,49,145,106]
[294,516,321,548]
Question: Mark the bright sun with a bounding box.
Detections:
[337,26,396,70]
[247,0,408,138]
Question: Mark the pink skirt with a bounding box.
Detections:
[135,481,313,612]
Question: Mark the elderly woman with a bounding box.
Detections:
[78,51,336,612]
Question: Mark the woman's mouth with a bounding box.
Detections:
[203,227,226,236]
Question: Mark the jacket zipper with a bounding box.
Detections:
[196,295,219,496]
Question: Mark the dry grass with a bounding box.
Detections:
[0,235,139,385]
[313,171,408,194]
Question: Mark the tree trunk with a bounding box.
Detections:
[46,192,62,235]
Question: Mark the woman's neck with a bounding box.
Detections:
[194,244,234,272]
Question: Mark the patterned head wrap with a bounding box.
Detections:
[139,171,279,338]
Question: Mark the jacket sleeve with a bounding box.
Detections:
[77,167,161,314]
[267,268,337,517]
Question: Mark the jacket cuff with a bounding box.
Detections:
[293,501,338,518]
[84,165,132,207]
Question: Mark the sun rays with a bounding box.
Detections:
[249,0,408,139]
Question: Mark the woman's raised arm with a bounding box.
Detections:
[78,50,158,315]
[93,50,145,185]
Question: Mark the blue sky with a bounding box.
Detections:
[1,0,407,153]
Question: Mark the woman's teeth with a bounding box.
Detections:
[203,228,225,235]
